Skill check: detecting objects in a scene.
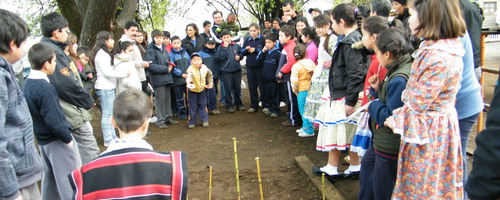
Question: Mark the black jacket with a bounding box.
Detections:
[215,43,242,73]
[328,30,369,106]
[181,36,205,56]
[145,42,173,87]
[198,46,219,79]
[460,0,483,68]
[256,48,281,82]
[241,35,265,68]
[40,37,94,109]
[465,73,500,200]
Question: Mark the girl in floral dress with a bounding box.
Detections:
[384,0,467,198]
[302,14,337,124]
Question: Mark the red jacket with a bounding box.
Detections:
[280,39,297,75]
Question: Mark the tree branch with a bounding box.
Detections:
[55,0,83,39]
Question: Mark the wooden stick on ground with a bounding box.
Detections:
[322,173,326,200]
[209,166,213,200]
[233,137,241,200]
[256,157,264,200]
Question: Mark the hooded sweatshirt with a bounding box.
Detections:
[290,59,316,94]
[114,53,141,93]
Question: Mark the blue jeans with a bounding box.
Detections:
[297,91,312,134]
[459,113,479,199]
[96,89,117,143]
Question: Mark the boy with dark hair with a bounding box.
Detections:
[0,9,44,200]
[70,88,188,200]
[145,30,177,129]
[24,43,82,200]
[170,35,191,120]
[277,25,301,127]
[198,37,221,115]
[186,53,213,128]
[163,30,173,53]
[256,33,281,117]
[201,20,212,39]
[76,46,94,92]
[39,12,99,165]
[370,0,392,17]
[215,30,244,113]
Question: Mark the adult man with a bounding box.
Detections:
[0,9,44,200]
[119,21,150,94]
[201,20,212,39]
[210,11,224,43]
[281,0,299,27]
[39,12,99,165]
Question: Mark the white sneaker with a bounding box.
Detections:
[296,128,304,134]
[298,132,315,137]
[149,116,158,123]
[259,101,262,107]
[280,101,286,107]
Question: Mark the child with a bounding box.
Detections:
[256,33,281,117]
[385,0,466,198]
[198,37,221,115]
[313,4,368,180]
[216,13,240,38]
[358,28,413,200]
[170,35,191,120]
[215,30,244,113]
[186,53,214,128]
[0,9,44,200]
[360,16,389,106]
[301,26,319,65]
[75,47,95,92]
[115,41,141,93]
[145,30,177,129]
[241,23,265,113]
[302,14,337,124]
[277,25,300,127]
[70,89,188,200]
[290,44,316,137]
[24,43,81,200]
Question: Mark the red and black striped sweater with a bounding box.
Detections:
[69,148,187,200]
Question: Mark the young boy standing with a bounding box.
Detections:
[241,23,265,113]
[170,36,191,120]
[186,53,213,128]
[70,89,188,200]
[215,30,245,113]
[256,33,281,118]
[0,9,44,200]
[198,37,221,115]
[145,30,177,129]
[24,43,82,200]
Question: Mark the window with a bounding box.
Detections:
[484,2,497,13]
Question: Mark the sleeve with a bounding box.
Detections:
[215,46,229,61]
[206,68,214,86]
[235,44,243,58]
[367,77,407,126]
[185,67,193,84]
[96,54,127,79]
[255,51,266,63]
[41,88,73,143]
[280,46,296,74]
[116,63,135,88]
[240,39,249,55]
[49,55,94,109]
[172,68,182,77]
[344,47,367,106]
[369,87,379,99]
[145,49,168,74]
[0,74,21,199]
[306,44,318,64]
[290,63,299,94]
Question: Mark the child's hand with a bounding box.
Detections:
[235,55,241,61]
[246,46,251,50]
[168,65,173,73]
[384,116,395,131]
[249,48,255,53]
[345,105,354,116]
[205,84,213,89]
[143,61,151,68]
[182,74,188,79]
[223,41,230,47]
[368,75,379,91]
[67,140,74,146]
[87,73,93,79]
[277,72,283,79]
[262,47,268,52]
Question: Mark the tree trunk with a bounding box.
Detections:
[56,0,84,39]
[79,0,120,48]
[113,0,139,42]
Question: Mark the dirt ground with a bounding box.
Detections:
[89,42,500,200]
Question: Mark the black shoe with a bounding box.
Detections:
[165,120,178,125]
[312,165,341,180]
[339,170,360,179]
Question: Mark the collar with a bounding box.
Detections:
[155,44,163,50]
[27,70,50,83]
[102,138,153,154]
[248,35,262,41]
[120,34,133,42]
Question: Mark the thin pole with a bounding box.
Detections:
[322,173,326,200]
[256,157,264,200]
[233,137,241,200]
[209,166,213,200]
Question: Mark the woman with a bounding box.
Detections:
[181,23,205,56]
[385,0,467,198]
[92,31,128,147]
[295,16,309,44]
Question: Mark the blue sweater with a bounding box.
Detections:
[24,78,73,145]
[198,46,219,79]
[215,43,243,73]
[368,76,407,126]
[170,47,191,86]
[241,35,265,67]
[455,33,483,120]
[256,48,281,82]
